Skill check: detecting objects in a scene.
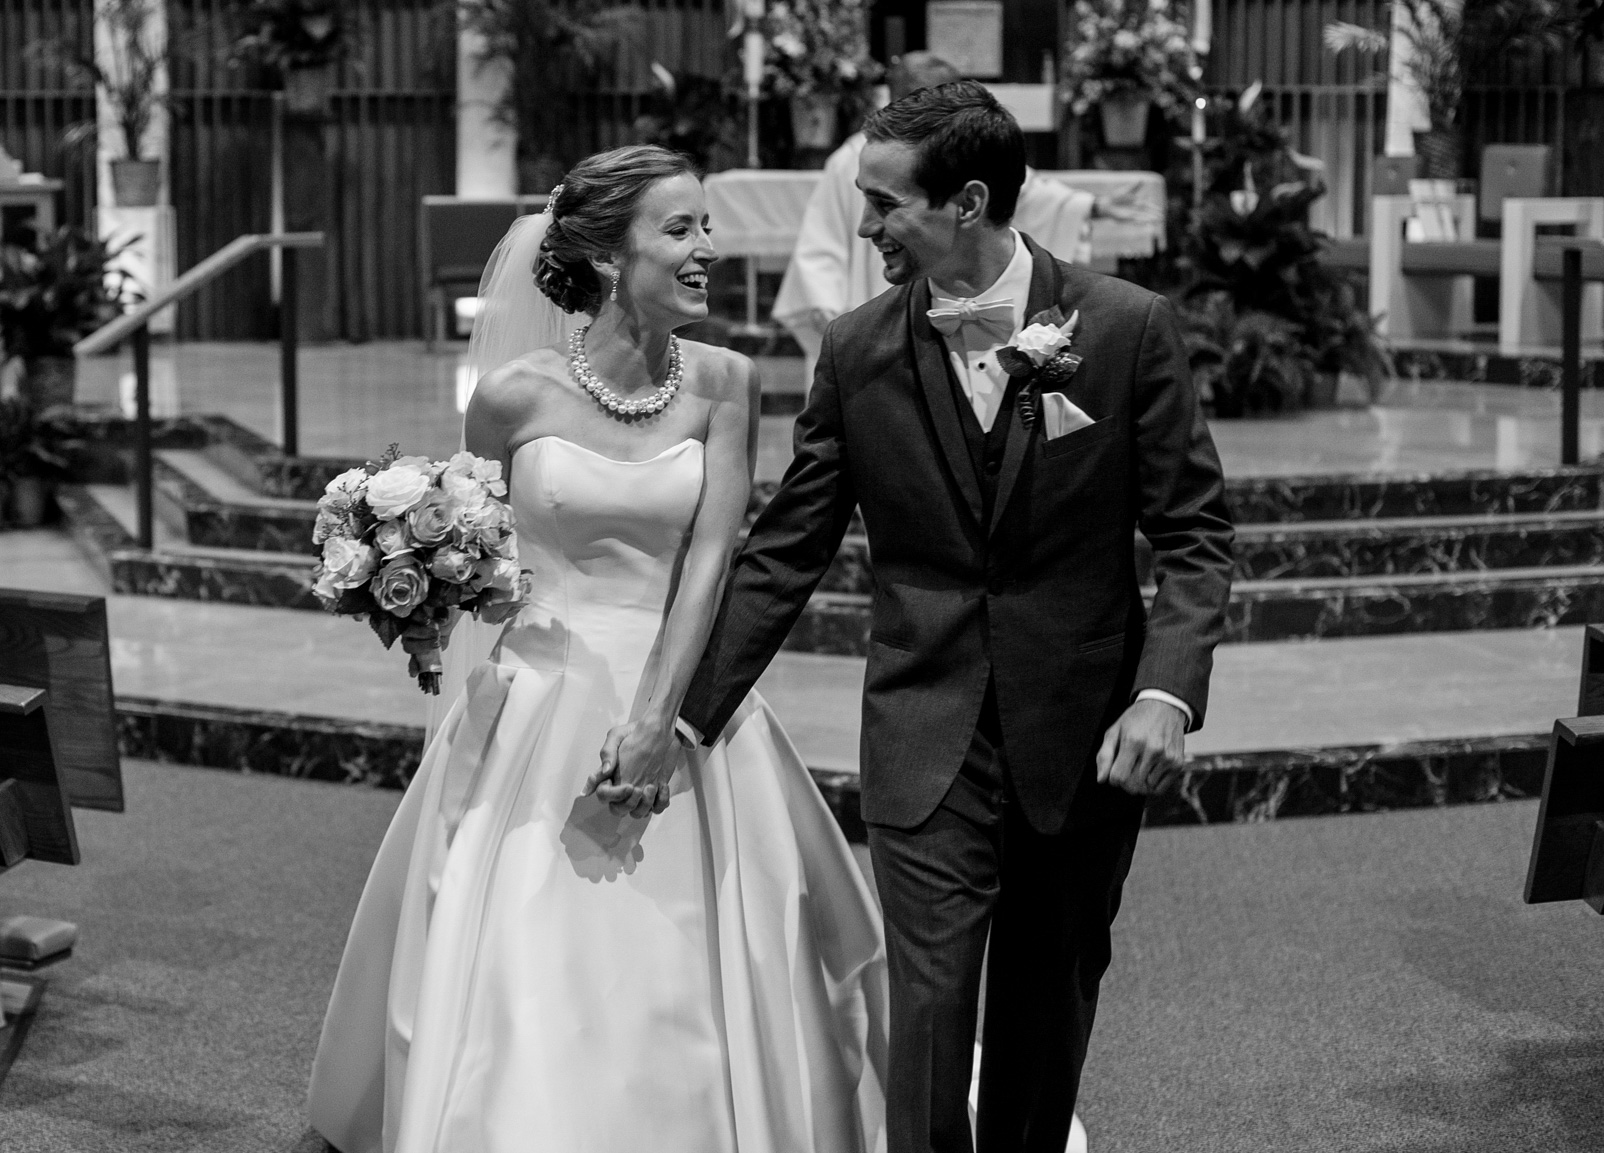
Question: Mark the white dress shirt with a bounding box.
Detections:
[928,229,1035,434]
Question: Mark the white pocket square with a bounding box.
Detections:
[1041,392,1097,439]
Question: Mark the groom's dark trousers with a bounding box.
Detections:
[680,236,1233,1153]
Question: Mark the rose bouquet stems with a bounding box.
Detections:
[310,445,532,695]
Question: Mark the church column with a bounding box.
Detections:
[456,19,517,198]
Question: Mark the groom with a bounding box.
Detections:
[679,82,1233,1152]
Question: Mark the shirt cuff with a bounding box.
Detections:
[1134,689,1194,730]
[673,717,703,749]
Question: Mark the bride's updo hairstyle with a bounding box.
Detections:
[535,145,701,314]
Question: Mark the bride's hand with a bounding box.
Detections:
[584,719,677,818]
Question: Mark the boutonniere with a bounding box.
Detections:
[997,308,1082,428]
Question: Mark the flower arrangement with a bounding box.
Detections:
[311,446,531,694]
[759,0,881,99]
[1060,0,1198,118]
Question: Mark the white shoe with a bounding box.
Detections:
[969,1043,1090,1153]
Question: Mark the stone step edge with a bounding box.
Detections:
[166,414,1604,524]
[114,694,1548,833]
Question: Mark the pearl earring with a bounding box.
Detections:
[609,270,620,302]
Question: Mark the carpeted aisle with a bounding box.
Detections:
[0,761,399,1153]
[0,762,1599,1151]
[1080,800,1604,1152]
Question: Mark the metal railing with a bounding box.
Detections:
[74,232,324,550]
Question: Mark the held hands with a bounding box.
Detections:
[1095,698,1188,796]
[584,717,678,819]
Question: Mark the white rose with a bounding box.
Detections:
[320,536,380,589]
[365,462,433,519]
[318,466,368,513]
[1013,323,1072,365]
[374,518,415,556]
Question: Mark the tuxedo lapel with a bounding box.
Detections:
[987,234,1063,535]
[909,279,984,527]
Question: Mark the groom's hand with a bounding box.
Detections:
[1096,698,1187,795]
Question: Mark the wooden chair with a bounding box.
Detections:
[419,197,544,349]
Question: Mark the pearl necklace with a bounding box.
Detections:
[568,325,682,417]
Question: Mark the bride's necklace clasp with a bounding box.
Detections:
[568,324,682,418]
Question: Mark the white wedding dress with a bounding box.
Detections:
[308,435,888,1153]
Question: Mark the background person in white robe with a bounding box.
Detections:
[772,52,1095,385]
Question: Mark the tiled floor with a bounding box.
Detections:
[72,341,1604,481]
[0,531,1581,769]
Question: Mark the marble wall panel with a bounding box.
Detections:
[1227,572,1604,642]
[108,551,321,610]
[116,697,421,789]
[1227,467,1604,524]
[111,695,1552,834]
[1392,349,1602,390]
[1236,515,1604,580]
[1146,737,1550,825]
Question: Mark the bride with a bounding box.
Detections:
[306,145,888,1153]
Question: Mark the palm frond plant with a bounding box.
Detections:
[27,0,168,165]
[458,0,643,191]
[1324,0,1564,178]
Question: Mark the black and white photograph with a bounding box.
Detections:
[0,0,1602,1149]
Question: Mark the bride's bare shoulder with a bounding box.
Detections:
[470,349,568,421]
[678,339,759,410]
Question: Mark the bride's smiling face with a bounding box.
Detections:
[606,173,717,327]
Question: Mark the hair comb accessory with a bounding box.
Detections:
[545,183,565,216]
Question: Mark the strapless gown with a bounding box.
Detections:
[308,437,888,1153]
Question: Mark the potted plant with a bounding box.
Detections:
[633,65,744,173]
[1324,0,1562,179]
[459,0,641,192]
[29,0,170,207]
[1181,295,1315,417]
[1178,83,1391,410]
[0,226,139,409]
[0,397,82,528]
[231,0,352,117]
[758,0,881,156]
[1061,0,1197,150]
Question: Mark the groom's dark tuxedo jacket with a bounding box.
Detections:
[682,234,1234,834]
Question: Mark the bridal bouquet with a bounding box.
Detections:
[310,446,531,694]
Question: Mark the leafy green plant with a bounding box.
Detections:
[632,65,744,173]
[1181,295,1314,417]
[0,397,83,482]
[0,226,140,362]
[1178,83,1391,409]
[230,0,352,73]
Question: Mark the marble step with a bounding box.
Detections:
[173,407,1604,525]
[787,563,1604,653]
[57,481,1604,643]
[1232,509,1604,580]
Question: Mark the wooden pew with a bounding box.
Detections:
[0,589,122,812]
[1525,625,1604,911]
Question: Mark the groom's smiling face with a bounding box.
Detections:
[856,140,962,286]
